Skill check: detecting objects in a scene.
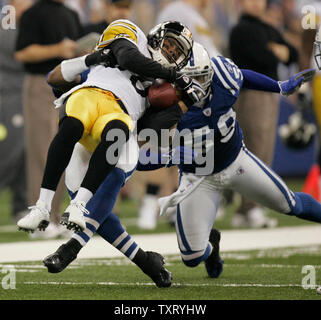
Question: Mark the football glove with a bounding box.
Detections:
[85,48,117,68]
[174,73,206,106]
[278,68,316,96]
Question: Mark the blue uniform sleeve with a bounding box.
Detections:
[211,56,243,97]
[241,69,280,93]
[136,149,167,171]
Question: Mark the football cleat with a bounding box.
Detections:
[205,229,224,278]
[60,201,88,232]
[17,200,50,233]
[43,238,82,273]
[140,251,172,288]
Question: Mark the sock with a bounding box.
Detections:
[72,216,100,246]
[97,213,140,260]
[38,188,55,211]
[292,192,321,223]
[72,187,93,204]
[41,117,83,190]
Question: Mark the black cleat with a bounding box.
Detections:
[43,238,81,273]
[141,251,172,288]
[205,228,224,278]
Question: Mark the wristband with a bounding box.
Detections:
[61,55,88,82]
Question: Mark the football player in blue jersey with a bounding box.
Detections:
[142,42,319,278]
[43,41,318,283]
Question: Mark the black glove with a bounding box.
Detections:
[85,48,117,68]
[174,73,206,107]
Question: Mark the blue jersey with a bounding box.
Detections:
[177,56,244,174]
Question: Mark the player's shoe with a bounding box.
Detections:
[205,228,224,278]
[140,251,172,288]
[60,201,88,232]
[43,238,82,273]
[17,200,50,233]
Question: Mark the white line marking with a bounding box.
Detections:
[1,225,321,263]
[23,281,308,288]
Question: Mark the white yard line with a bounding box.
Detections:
[0,225,321,263]
[23,281,307,288]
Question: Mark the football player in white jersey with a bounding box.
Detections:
[138,42,319,278]
[17,20,204,234]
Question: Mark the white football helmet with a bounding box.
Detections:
[181,42,214,99]
[147,21,193,70]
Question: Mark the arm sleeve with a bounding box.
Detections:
[109,39,174,81]
[136,149,167,171]
[241,69,280,93]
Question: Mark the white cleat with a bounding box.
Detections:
[17,200,50,233]
[60,201,88,232]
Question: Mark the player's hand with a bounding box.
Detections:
[85,48,117,68]
[165,146,198,167]
[278,68,316,96]
[174,73,206,106]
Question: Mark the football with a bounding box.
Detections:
[148,81,180,109]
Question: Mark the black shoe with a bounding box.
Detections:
[140,251,172,288]
[43,238,81,273]
[205,229,224,278]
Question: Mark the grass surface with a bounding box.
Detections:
[0,246,320,300]
[0,177,315,243]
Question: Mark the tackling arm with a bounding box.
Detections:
[241,68,316,96]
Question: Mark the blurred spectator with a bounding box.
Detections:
[83,0,133,35]
[0,0,32,222]
[15,0,83,238]
[156,0,220,57]
[229,0,298,228]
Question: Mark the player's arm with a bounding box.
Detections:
[46,48,115,88]
[241,68,315,96]
[136,145,196,171]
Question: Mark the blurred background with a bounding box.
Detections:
[0,0,320,241]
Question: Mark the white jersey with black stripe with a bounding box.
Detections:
[55,20,151,122]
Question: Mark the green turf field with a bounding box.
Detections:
[0,246,320,300]
[0,177,315,243]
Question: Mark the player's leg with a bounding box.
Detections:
[43,168,172,287]
[176,174,224,278]
[229,146,321,223]
[17,88,96,232]
[61,93,134,231]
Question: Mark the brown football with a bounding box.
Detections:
[148,81,180,109]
